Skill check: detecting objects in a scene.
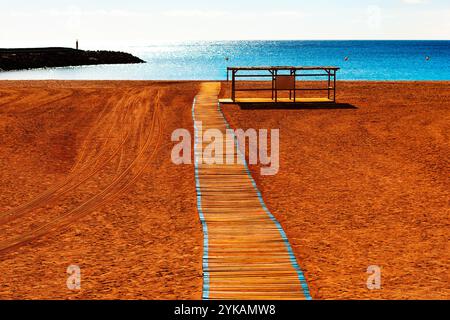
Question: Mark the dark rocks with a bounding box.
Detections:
[0,47,145,71]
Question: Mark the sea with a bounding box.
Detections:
[1,40,449,80]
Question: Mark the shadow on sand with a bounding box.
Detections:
[234,102,358,110]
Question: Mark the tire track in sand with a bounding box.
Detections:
[0,88,163,254]
[0,92,137,224]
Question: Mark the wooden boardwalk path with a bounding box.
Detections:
[193,83,311,300]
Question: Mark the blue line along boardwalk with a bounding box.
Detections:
[193,82,311,300]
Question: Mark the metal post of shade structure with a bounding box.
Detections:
[275,69,278,103]
[327,69,331,100]
[333,69,337,102]
[271,70,275,100]
[289,70,292,100]
[293,69,296,102]
[289,69,293,100]
[232,70,236,102]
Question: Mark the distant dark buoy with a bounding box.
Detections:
[425,56,430,61]
[225,56,229,61]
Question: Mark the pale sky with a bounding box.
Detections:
[1,0,449,47]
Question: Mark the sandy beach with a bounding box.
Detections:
[0,81,202,299]
[0,80,448,299]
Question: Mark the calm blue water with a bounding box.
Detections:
[1,41,450,80]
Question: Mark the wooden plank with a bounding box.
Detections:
[218,97,334,104]
[275,75,295,90]
[228,66,340,71]
[193,82,310,300]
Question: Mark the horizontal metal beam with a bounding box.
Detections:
[235,88,333,91]
[295,88,332,91]
[233,74,274,78]
[228,66,340,71]
[296,74,332,77]
[234,88,275,91]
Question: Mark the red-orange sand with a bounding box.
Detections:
[220,81,450,300]
[0,81,202,299]
[0,81,448,300]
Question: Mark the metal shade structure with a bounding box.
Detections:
[221,66,340,104]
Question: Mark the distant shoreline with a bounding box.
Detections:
[0,47,145,72]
